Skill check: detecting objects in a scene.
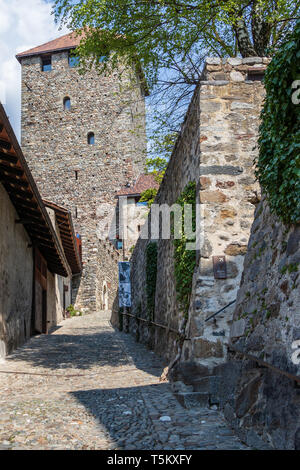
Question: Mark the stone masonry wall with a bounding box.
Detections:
[19,51,146,313]
[96,239,120,316]
[125,57,268,367]
[122,81,201,360]
[182,57,267,371]
[0,184,33,357]
[216,195,300,449]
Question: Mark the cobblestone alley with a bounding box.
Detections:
[0,312,248,450]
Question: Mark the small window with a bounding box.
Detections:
[75,170,78,180]
[88,132,95,145]
[63,97,71,110]
[42,55,52,72]
[69,54,80,68]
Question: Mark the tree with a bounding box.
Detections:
[54,0,299,171]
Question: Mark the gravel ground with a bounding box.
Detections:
[0,311,248,450]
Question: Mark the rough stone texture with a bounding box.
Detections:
[217,195,300,449]
[0,311,248,450]
[126,59,266,369]
[0,184,33,357]
[96,240,120,317]
[19,50,147,313]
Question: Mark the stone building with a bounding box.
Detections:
[115,174,159,255]
[0,103,81,358]
[16,31,147,313]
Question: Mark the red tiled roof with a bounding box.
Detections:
[16,31,83,61]
[116,174,159,197]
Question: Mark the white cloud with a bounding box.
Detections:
[0,0,69,140]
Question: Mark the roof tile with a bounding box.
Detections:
[16,31,83,60]
[116,174,159,196]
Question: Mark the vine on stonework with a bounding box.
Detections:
[173,182,197,318]
[145,241,158,321]
[256,21,300,225]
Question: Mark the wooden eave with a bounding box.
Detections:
[43,200,82,275]
[0,103,70,277]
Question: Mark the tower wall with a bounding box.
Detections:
[20,50,146,312]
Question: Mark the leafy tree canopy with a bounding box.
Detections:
[54,0,299,172]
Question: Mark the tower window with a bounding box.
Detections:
[69,54,80,68]
[41,55,52,72]
[88,132,95,145]
[63,97,71,110]
[75,170,78,180]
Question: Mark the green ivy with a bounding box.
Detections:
[66,304,82,317]
[140,188,158,207]
[173,182,197,317]
[145,242,158,321]
[257,21,300,225]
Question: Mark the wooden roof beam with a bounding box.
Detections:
[0,139,12,151]
[0,175,29,187]
[0,151,18,164]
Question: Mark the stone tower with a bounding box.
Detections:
[17,32,147,313]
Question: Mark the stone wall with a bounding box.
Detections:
[0,184,33,357]
[19,50,146,313]
[125,58,268,365]
[182,57,266,370]
[216,196,300,449]
[122,80,201,359]
[97,239,120,317]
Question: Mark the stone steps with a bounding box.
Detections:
[174,392,209,409]
[174,376,221,409]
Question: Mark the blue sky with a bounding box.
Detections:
[0,0,68,140]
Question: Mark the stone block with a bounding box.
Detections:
[174,391,209,409]
[220,208,237,219]
[169,361,211,384]
[230,71,244,82]
[206,57,221,65]
[200,190,228,203]
[287,226,300,256]
[199,176,211,189]
[235,375,262,418]
[230,319,246,338]
[225,243,248,256]
[227,58,242,66]
[193,338,224,359]
[242,57,263,64]
[201,165,243,176]
[231,101,254,110]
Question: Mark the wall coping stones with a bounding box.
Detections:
[200,80,229,86]
[206,57,222,65]
[242,57,264,64]
[227,58,243,66]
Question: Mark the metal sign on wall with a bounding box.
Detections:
[213,256,227,279]
[118,262,132,307]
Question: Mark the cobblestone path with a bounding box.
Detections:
[0,312,248,450]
